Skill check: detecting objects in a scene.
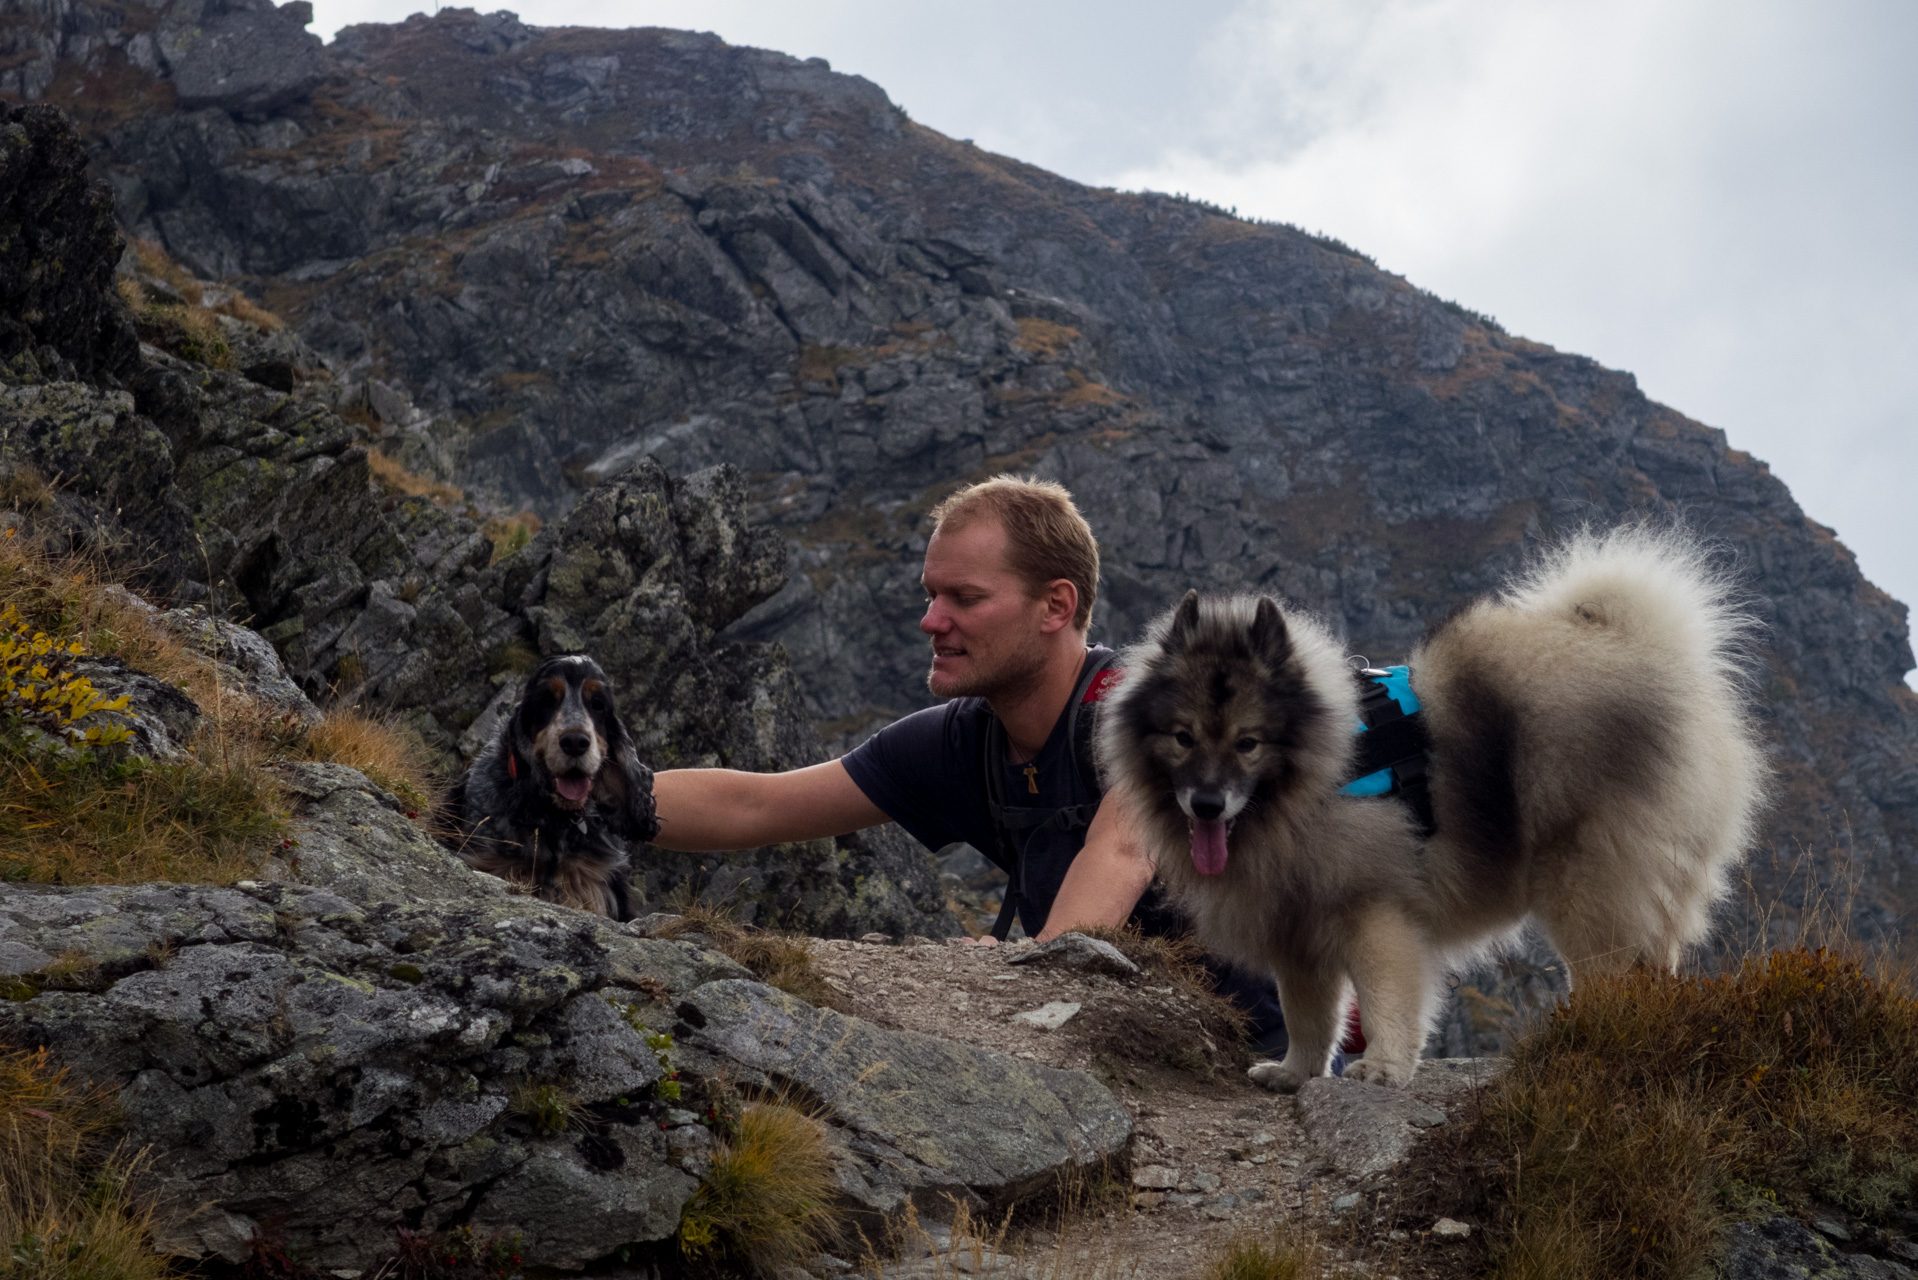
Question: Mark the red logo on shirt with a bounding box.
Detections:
[1082,668,1125,703]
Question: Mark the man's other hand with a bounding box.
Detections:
[1035,782,1156,942]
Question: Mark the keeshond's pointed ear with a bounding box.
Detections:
[1166,589,1202,651]
[1251,596,1291,663]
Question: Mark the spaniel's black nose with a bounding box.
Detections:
[560,732,592,758]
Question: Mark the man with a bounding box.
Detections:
[652,476,1151,941]
[652,477,1287,1044]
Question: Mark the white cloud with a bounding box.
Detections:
[1106,0,1918,683]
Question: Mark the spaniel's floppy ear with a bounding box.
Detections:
[592,742,660,843]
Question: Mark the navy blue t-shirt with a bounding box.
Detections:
[842,647,1116,935]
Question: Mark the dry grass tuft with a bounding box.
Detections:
[217,292,284,333]
[367,449,466,507]
[0,461,54,516]
[0,1044,173,1280]
[0,739,284,886]
[1454,946,1918,1279]
[1081,923,1250,1070]
[482,510,542,564]
[300,706,440,813]
[653,903,850,1013]
[1199,1228,1333,1280]
[1012,317,1080,361]
[507,1080,578,1135]
[0,533,288,886]
[678,1096,836,1274]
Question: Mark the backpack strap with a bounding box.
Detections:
[981,649,1124,940]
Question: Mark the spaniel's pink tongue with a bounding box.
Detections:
[1190,818,1230,876]
[553,774,592,806]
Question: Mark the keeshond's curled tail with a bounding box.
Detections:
[1495,523,1762,698]
[1414,523,1770,975]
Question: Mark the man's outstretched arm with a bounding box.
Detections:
[1035,782,1157,942]
[652,760,889,851]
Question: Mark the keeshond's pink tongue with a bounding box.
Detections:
[1190,818,1229,876]
[554,774,592,806]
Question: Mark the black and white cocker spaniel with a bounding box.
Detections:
[441,654,658,919]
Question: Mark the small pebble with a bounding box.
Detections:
[1432,1218,1472,1240]
[1814,1219,1853,1242]
[1333,1193,1361,1211]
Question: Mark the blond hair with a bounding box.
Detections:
[928,476,1100,629]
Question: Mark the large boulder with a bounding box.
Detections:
[156,0,326,116]
[677,979,1132,1224]
[0,757,1126,1269]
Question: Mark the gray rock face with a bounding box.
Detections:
[154,603,325,727]
[676,978,1131,1222]
[12,5,1904,948]
[0,756,1125,1269]
[157,0,325,115]
[0,104,952,940]
[1294,1075,1450,1180]
[1722,1216,1918,1280]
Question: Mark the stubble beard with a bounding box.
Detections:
[927,636,1048,702]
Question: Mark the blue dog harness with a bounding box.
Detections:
[1339,665,1436,835]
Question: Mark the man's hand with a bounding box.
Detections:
[1035,782,1156,942]
[651,760,888,851]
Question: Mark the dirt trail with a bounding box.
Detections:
[803,936,1498,1279]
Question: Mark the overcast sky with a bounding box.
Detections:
[314,1,1918,685]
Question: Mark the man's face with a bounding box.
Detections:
[920,518,1050,700]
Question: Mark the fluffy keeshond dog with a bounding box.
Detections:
[1098,528,1767,1092]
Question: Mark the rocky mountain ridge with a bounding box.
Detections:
[4,0,1916,944]
[0,94,952,938]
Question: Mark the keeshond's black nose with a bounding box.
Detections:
[1190,792,1225,821]
[560,731,592,757]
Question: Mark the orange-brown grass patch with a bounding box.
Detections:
[0,460,54,516]
[482,510,542,564]
[127,296,233,370]
[0,1044,174,1280]
[299,706,441,813]
[127,240,200,304]
[1454,948,1918,1280]
[216,291,284,333]
[119,240,291,368]
[367,449,466,506]
[795,344,862,392]
[0,733,284,886]
[678,1096,836,1274]
[1013,316,1080,361]
[652,903,850,1013]
[1058,369,1124,409]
